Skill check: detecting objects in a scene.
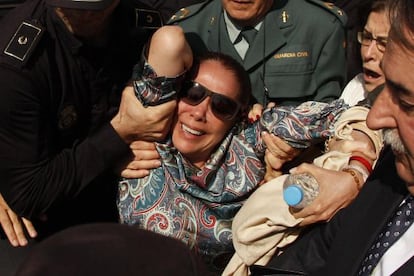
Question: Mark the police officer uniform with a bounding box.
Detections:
[0,0,161,274]
[169,0,347,106]
[137,0,205,23]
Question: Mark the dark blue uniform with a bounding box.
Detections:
[0,0,160,274]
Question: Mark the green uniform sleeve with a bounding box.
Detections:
[312,18,347,103]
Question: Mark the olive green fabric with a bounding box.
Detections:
[169,0,348,106]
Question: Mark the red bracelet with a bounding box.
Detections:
[350,156,373,174]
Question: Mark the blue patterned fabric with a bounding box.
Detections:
[118,125,264,272]
[131,55,186,106]
[255,99,349,154]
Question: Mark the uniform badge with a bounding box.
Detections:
[323,2,335,9]
[208,16,214,25]
[135,9,163,29]
[170,8,190,21]
[58,105,78,130]
[323,2,344,17]
[281,11,289,23]
[4,21,44,62]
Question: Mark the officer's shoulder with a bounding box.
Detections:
[0,19,44,68]
[0,1,45,69]
[2,21,44,63]
[168,0,211,24]
[304,0,346,25]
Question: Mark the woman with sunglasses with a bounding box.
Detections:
[116,25,347,274]
[118,26,261,275]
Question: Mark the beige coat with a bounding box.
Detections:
[223,106,384,276]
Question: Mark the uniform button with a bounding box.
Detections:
[18,36,28,45]
[58,105,77,130]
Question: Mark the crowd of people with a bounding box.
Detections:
[0,0,412,275]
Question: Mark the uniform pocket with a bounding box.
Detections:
[264,45,316,99]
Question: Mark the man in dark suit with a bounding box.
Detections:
[252,0,414,274]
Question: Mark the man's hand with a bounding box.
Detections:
[0,193,37,247]
[111,86,177,144]
[288,163,360,226]
[121,140,161,178]
[262,132,302,183]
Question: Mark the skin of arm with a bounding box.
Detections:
[118,26,194,179]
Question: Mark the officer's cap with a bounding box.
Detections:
[46,0,116,10]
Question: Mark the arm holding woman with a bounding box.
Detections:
[224,104,383,275]
[225,4,392,271]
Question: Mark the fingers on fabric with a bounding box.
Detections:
[130,149,160,162]
[138,101,176,141]
[0,194,29,247]
[248,103,263,122]
[121,168,150,179]
[9,210,29,246]
[22,218,37,238]
[263,133,300,161]
[126,141,161,174]
[126,159,161,170]
[119,141,161,178]
[0,209,18,246]
[264,149,285,171]
[113,87,177,143]
[129,140,157,151]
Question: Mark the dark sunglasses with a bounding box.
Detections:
[180,81,241,120]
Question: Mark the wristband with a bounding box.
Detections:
[349,155,373,174]
[342,168,363,190]
[345,164,369,182]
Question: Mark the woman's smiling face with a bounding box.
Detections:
[171,59,242,168]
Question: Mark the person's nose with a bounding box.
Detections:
[366,86,398,130]
[190,97,210,122]
[362,40,380,61]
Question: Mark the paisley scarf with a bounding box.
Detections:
[118,124,264,272]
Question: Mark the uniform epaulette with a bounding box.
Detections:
[305,0,347,26]
[168,0,210,24]
[3,20,44,66]
[134,8,163,29]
